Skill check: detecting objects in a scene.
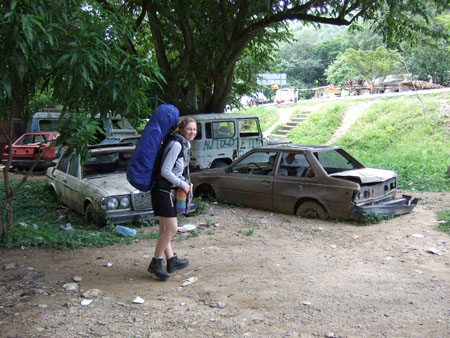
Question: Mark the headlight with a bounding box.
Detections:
[120,197,130,208]
[107,198,119,209]
[101,195,131,210]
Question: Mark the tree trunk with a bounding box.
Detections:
[5,197,13,234]
[446,165,450,177]
[210,65,235,114]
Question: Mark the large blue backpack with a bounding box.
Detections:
[126,104,179,191]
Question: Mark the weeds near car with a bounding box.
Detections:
[437,209,450,233]
[221,199,243,208]
[354,213,394,226]
[245,228,255,236]
[189,197,206,216]
[0,180,157,249]
[240,218,258,236]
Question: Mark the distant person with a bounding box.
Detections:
[148,118,197,280]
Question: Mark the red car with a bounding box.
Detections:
[2,132,61,169]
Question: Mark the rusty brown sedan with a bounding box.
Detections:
[190,145,417,220]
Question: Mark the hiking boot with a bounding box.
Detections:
[167,255,189,273]
[148,257,170,280]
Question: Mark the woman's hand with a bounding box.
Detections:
[183,182,192,193]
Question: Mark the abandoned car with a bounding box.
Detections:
[191,144,417,220]
[2,132,61,169]
[99,135,141,146]
[47,144,195,226]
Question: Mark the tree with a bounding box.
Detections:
[0,0,159,235]
[325,54,361,87]
[325,46,403,88]
[401,12,450,86]
[109,0,448,115]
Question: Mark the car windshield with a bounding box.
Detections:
[82,151,132,177]
[314,149,359,174]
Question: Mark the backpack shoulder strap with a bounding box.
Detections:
[170,133,185,159]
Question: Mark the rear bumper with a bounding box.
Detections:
[352,194,418,220]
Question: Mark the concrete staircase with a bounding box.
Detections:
[271,112,309,138]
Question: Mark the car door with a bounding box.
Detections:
[63,155,83,213]
[219,150,277,210]
[52,155,70,203]
[272,151,318,214]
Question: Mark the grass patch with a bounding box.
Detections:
[235,105,280,133]
[0,180,159,249]
[338,96,450,191]
[270,123,285,135]
[288,102,349,144]
[437,209,450,233]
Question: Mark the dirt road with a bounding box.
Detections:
[1,190,449,337]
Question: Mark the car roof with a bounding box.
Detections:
[21,132,59,136]
[104,135,140,140]
[183,113,259,120]
[32,112,124,119]
[252,144,342,152]
[88,144,136,154]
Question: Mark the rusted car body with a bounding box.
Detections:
[47,144,195,226]
[191,144,417,220]
[2,132,60,169]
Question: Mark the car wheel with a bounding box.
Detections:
[296,201,327,220]
[195,184,216,200]
[48,185,58,200]
[85,203,99,225]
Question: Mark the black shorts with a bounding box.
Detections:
[151,188,176,217]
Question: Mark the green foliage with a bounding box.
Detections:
[57,113,105,162]
[325,47,403,86]
[277,26,350,88]
[403,42,450,86]
[0,0,160,132]
[288,103,349,144]
[324,54,360,86]
[337,97,450,191]
[401,12,450,86]
[120,0,448,114]
[437,209,450,233]
[188,198,207,217]
[0,180,158,249]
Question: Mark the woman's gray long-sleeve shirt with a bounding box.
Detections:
[160,135,190,189]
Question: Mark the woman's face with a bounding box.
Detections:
[180,122,197,142]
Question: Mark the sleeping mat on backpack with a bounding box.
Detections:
[126,104,179,191]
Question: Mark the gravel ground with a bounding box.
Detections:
[1,191,449,338]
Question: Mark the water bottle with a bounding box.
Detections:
[115,225,136,237]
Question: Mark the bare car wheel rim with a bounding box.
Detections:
[297,201,326,220]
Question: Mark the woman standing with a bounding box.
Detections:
[148,117,197,280]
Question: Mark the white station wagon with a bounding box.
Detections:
[47,144,155,225]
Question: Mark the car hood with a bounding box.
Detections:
[329,168,397,184]
[85,173,137,195]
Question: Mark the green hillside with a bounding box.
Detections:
[243,91,450,192]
